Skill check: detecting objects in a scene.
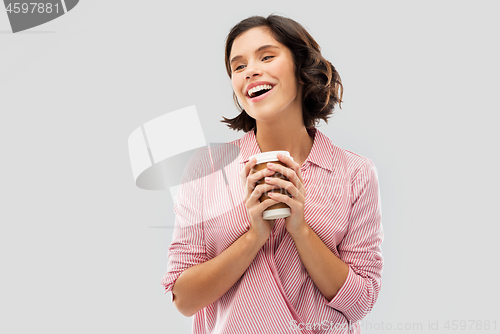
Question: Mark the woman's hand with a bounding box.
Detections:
[240,157,280,243]
[264,153,307,237]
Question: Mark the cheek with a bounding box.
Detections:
[284,71,299,94]
[231,78,246,106]
[275,61,296,88]
[231,77,243,95]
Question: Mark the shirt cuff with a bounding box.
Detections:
[324,265,365,313]
[161,272,181,303]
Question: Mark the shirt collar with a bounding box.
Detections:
[238,127,334,172]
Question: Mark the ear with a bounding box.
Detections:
[298,74,305,85]
[297,78,305,89]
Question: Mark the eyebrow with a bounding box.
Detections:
[230,44,279,66]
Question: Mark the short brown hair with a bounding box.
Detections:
[221,14,343,133]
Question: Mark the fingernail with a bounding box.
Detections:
[277,154,283,158]
[267,162,274,167]
[265,177,271,181]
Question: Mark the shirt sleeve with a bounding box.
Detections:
[324,157,384,323]
[160,150,210,302]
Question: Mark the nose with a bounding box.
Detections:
[244,62,262,79]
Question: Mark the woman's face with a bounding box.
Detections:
[229,27,302,123]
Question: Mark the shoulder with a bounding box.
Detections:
[341,147,376,179]
[314,129,376,181]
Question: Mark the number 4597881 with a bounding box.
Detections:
[6,3,60,14]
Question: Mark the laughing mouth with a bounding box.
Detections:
[247,84,274,98]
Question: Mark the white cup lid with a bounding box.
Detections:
[250,151,293,165]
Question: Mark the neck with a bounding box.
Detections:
[254,121,314,167]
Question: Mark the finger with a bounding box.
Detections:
[249,167,275,185]
[254,199,280,221]
[276,153,303,182]
[264,176,298,198]
[240,157,257,185]
[267,191,293,203]
[267,162,299,188]
[248,197,278,222]
[276,153,300,170]
[259,198,280,212]
[246,168,275,195]
[250,183,280,202]
[277,154,302,180]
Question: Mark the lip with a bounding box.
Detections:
[245,81,275,98]
[247,86,274,103]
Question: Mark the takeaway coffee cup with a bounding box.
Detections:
[250,151,294,220]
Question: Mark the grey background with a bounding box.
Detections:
[1,1,499,333]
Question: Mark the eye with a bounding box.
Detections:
[234,64,246,71]
[262,55,274,61]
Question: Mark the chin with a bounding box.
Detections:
[247,110,282,123]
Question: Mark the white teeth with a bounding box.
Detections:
[248,84,273,98]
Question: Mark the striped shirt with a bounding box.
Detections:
[161,127,383,334]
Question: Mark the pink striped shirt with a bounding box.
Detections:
[161,127,383,334]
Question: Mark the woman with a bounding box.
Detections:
[161,14,383,334]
